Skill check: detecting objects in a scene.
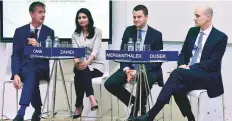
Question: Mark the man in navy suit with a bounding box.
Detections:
[11,2,54,121]
[134,6,228,121]
[104,5,163,119]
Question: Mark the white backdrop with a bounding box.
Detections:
[126,1,232,43]
[3,0,110,39]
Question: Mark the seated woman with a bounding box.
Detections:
[71,8,105,119]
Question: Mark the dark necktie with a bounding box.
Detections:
[35,29,39,41]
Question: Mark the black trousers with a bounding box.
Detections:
[104,69,160,114]
[74,67,103,107]
[149,68,209,119]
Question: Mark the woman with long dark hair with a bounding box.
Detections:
[71,8,105,119]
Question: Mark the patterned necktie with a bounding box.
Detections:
[189,31,204,65]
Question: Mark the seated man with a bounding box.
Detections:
[134,6,228,121]
[104,4,163,119]
[11,2,54,121]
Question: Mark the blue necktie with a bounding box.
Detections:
[133,29,142,70]
[190,32,204,65]
[138,29,142,41]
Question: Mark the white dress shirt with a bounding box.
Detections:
[189,25,213,65]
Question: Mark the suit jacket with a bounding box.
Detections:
[178,26,228,98]
[71,28,105,73]
[11,24,55,79]
[120,25,164,86]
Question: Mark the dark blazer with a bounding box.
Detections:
[120,25,164,86]
[178,26,228,98]
[11,24,55,79]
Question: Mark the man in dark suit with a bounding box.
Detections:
[11,2,54,121]
[104,5,163,119]
[134,6,228,121]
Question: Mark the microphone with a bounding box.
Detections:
[30,29,36,38]
[28,29,37,46]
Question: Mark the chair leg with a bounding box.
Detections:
[1,82,6,121]
[70,82,73,113]
[170,96,172,121]
[16,89,18,113]
[46,83,50,115]
[222,95,225,121]
[197,97,200,121]
[196,92,205,121]
[42,83,49,116]
[70,83,73,121]
[1,81,17,120]
[110,90,113,121]
[117,98,120,121]
[99,85,102,121]
[162,104,165,121]
[42,86,46,113]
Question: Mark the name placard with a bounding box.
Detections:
[143,51,179,61]
[106,50,178,61]
[24,47,52,57]
[106,50,143,61]
[52,47,86,58]
[24,46,86,58]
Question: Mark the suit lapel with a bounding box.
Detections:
[25,24,31,59]
[144,26,150,45]
[132,25,137,43]
[25,24,31,45]
[189,27,200,55]
[200,27,215,61]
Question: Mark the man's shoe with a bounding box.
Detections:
[134,113,150,121]
[127,115,135,121]
[141,106,146,115]
[188,119,195,121]
[13,114,24,121]
[187,112,195,121]
[31,111,41,121]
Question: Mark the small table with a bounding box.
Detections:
[27,45,86,121]
[30,55,73,120]
[114,59,167,121]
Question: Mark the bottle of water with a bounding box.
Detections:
[53,36,60,47]
[135,38,141,51]
[45,36,52,47]
[127,38,134,51]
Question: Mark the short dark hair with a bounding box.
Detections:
[75,8,95,39]
[133,5,148,16]
[29,1,45,13]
